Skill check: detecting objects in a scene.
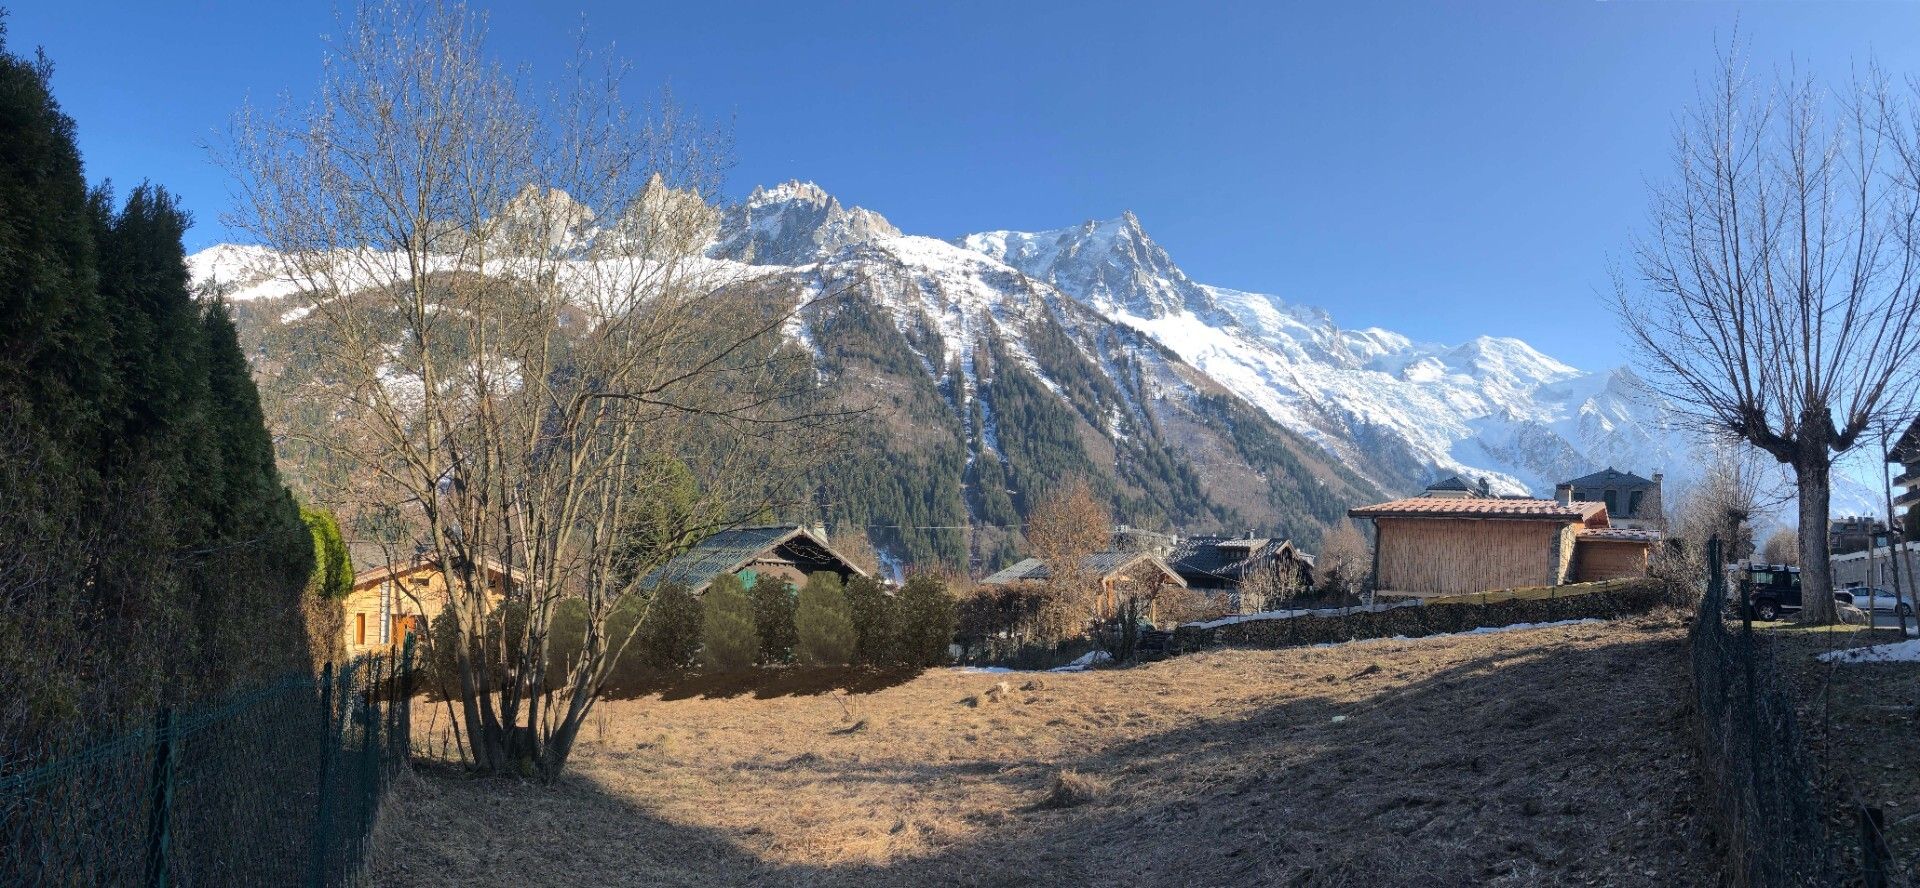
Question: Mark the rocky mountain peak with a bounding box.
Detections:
[956,212,1220,320]
[709,180,899,265]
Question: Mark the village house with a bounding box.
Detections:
[1349,487,1659,598]
[1828,516,1889,556]
[1165,535,1314,593]
[1559,467,1664,530]
[979,550,1186,618]
[640,524,868,593]
[344,554,518,657]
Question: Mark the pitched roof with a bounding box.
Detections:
[980,551,1185,587]
[1425,474,1477,492]
[1166,536,1310,584]
[1349,496,1607,523]
[640,525,866,592]
[351,553,524,589]
[1564,467,1656,488]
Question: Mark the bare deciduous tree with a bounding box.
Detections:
[1761,529,1801,566]
[1236,553,1304,615]
[1616,53,1920,622]
[1315,519,1372,600]
[1022,478,1111,641]
[221,2,848,778]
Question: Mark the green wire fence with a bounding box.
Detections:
[0,636,414,887]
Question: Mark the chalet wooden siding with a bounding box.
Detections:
[343,559,514,657]
[1371,516,1567,596]
[1574,539,1651,582]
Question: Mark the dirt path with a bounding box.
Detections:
[373,615,1715,887]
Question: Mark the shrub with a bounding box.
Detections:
[795,572,856,666]
[700,574,759,672]
[631,583,702,671]
[844,574,899,666]
[896,574,957,667]
[299,507,352,667]
[750,577,798,665]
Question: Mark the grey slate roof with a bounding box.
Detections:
[979,551,1183,586]
[641,525,862,592]
[1565,467,1656,489]
[1425,475,1476,492]
[1167,536,1311,585]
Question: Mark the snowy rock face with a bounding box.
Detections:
[956,207,1655,495]
[707,180,900,265]
[959,212,1221,321]
[946,205,1882,513]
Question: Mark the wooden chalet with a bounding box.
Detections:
[1349,491,1660,598]
[345,554,518,656]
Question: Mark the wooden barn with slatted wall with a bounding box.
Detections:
[1350,495,1655,597]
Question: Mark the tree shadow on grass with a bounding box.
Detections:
[380,627,1725,888]
[597,664,927,702]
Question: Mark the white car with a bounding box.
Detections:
[1837,586,1915,617]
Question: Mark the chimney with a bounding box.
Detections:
[1554,483,1574,506]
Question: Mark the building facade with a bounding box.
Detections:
[1558,468,1664,530]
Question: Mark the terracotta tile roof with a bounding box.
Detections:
[1348,496,1606,522]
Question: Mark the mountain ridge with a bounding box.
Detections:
[191,178,1882,567]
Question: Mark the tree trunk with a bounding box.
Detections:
[1796,458,1837,624]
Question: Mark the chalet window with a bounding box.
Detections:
[355,613,367,645]
[1627,491,1643,516]
[1603,490,1618,513]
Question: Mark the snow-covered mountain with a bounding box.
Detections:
[957,211,1676,496]
[195,179,1882,557]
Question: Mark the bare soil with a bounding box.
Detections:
[373,614,1715,887]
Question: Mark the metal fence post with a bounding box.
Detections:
[362,661,379,824]
[143,706,176,888]
[1862,804,1891,888]
[400,633,416,770]
[309,661,335,888]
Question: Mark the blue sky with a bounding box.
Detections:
[10,1,1920,372]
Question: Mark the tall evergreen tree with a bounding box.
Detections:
[0,32,312,756]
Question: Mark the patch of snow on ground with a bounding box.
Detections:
[1818,638,1920,664]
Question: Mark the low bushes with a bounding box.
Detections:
[420,571,959,689]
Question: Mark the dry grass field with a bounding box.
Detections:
[373,615,1715,887]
